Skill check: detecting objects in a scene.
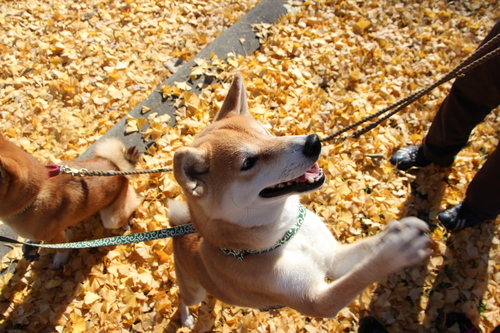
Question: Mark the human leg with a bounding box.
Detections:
[439,141,500,230]
[465,142,500,218]
[423,19,500,165]
[392,20,500,170]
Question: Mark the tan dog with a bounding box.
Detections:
[169,73,432,326]
[0,135,142,268]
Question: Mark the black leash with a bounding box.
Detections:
[319,32,500,143]
[52,34,500,179]
[52,33,500,178]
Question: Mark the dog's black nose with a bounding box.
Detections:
[303,134,321,157]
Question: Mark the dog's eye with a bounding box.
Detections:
[241,157,258,171]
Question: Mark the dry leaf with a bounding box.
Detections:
[1,0,499,332]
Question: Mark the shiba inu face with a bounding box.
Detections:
[174,75,325,225]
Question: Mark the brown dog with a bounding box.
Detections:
[0,135,142,268]
[169,73,431,326]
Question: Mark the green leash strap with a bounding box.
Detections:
[0,223,197,249]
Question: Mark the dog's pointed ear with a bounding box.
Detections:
[214,72,249,122]
[173,147,208,197]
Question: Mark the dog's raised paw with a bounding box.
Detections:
[375,217,432,271]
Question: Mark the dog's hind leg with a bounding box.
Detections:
[100,184,142,229]
[175,260,206,326]
[170,206,205,327]
[173,234,206,326]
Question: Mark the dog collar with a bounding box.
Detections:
[221,204,306,261]
[46,164,62,178]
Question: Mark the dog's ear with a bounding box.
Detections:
[173,147,208,197]
[214,72,249,122]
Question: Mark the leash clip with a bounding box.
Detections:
[58,165,89,177]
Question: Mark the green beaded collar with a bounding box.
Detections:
[221,205,306,261]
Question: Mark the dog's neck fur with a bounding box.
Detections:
[187,196,301,251]
[0,137,47,218]
[1,171,44,218]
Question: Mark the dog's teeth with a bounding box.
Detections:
[307,177,315,183]
[278,184,285,188]
[287,182,293,186]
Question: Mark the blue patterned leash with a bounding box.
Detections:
[0,223,197,249]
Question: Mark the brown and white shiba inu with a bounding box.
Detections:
[169,73,432,325]
[0,136,142,268]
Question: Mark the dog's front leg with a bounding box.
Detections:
[53,250,70,270]
[329,217,431,279]
[329,238,378,279]
[50,230,70,269]
[296,217,431,318]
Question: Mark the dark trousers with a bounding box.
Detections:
[423,19,500,217]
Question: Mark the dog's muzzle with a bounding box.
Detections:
[260,135,325,198]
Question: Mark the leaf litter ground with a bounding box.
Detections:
[1,0,500,332]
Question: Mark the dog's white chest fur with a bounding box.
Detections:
[269,200,339,295]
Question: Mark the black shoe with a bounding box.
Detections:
[438,202,496,231]
[445,312,479,333]
[390,145,431,170]
[358,316,389,333]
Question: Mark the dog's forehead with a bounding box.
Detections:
[189,116,286,163]
[195,114,268,142]
[196,127,266,153]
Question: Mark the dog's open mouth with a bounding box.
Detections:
[259,163,325,198]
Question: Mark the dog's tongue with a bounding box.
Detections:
[292,163,321,182]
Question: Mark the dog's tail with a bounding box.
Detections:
[94,138,139,177]
[168,200,191,226]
